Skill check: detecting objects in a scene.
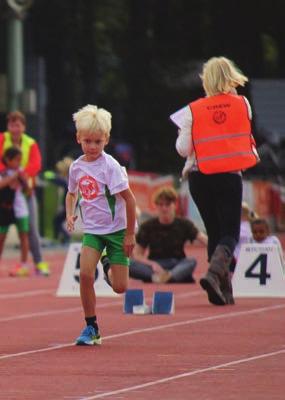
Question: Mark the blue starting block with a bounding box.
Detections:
[152,291,175,315]
[124,289,145,314]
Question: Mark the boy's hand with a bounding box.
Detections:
[123,233,136,257]
[66,215,78,232]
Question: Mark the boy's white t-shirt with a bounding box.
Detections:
[0,169,29,219]
[14,190,29,218]
[68,152,129,234]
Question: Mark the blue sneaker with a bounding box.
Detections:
[75,325,102,346]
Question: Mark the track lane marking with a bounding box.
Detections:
[0,291,201,322]
[0,303,284,360]
[78,348,285,399]
[0,289,54,299]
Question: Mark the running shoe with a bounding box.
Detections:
[9,264,31,277]
[75,325,102,346]
[35,261,50,276]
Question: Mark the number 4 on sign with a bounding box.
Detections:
[245,254,271,285]
[232,244,285,297]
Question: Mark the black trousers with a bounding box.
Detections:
[188,171,242,260]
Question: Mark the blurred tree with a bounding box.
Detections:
[28,0,285,173]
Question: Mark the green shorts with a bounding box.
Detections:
[82,229,129,266]
[0,216,29,234]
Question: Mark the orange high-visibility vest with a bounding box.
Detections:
[190,94,258,174]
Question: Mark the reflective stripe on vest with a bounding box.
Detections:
[190,94,258,174]
[3,132,35,168]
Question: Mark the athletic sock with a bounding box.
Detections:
[85,316,98,331]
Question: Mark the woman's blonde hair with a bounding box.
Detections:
[200,56,248,97]
[73,104,112,138]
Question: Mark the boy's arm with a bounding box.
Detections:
[119,188,136,256]
[65,191,78,232]
[0,172,19,189]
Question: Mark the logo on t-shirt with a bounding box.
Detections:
[79,175,99,200]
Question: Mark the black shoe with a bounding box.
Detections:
[101,255,112,287]
[221,273,235,305]
[200,272,226,306]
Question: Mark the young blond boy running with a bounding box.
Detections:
[66,104,136,346]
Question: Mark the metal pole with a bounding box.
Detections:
[7,17,24,111]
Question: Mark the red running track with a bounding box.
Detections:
[0,245,284,400]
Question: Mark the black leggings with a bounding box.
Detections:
[188,171,242,260]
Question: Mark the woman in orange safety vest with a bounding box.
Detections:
[175,56,259,306]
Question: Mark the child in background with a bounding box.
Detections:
[230,202,257,273]
[250,218,285,268]
[0,147,30,276]
[66,104,136,346]
[53,157,73,244]
[45,157,74,244]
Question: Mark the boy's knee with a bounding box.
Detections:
[80,270,94,284]
[112,283,127,294]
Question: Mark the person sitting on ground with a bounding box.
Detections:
[250,218,285,268]
[129,187,208,284]
[0,147,30,276]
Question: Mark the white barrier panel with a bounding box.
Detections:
[56,243,118,297]
[232,243,285,297]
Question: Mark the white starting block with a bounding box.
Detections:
[232,243,285,297]
[56,242,118,297]
[152,291,175,314]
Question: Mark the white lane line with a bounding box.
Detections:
[0,291,201,322]
[78,348,285,399]
[0,307,82,322]
[0,289,54,299]
[0,302,120,322]
[0,303,284,361]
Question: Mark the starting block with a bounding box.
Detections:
[152,291,175,314]
[124,289,145,314]
[124,289,175,315]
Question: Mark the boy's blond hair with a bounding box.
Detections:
[200,57,248,97]
[73,104,112,137]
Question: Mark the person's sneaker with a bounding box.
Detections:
[9,264,31,277]
[101,255,112,287]
[35,261,50,276]
[75,325,102,346]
